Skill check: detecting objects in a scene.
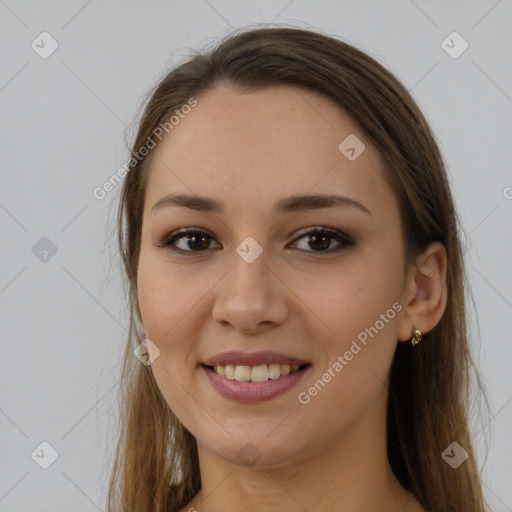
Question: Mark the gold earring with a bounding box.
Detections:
[410,326,423,346]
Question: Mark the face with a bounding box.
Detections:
[137,84,409,468]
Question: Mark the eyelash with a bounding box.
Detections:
[156,226,354,256]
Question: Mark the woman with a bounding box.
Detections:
[108,26,489,512]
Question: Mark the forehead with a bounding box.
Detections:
[143,84,393,217]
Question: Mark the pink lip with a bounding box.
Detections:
[202,350,310,367]
[201,364,312,403]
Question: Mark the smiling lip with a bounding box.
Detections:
[202,364,312,403]
[202,350,310,367]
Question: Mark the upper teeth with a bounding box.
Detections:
[213,364,301,382]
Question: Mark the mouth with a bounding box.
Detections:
[201,362,312,403]
[202,363,311,382]
[200,350,312,402]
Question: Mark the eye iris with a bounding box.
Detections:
[188,233,210,251]
[308,232,331,251]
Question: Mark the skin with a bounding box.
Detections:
[136,84,447,512]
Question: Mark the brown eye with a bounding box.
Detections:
[290,227,354,253]
[158,228,220,255]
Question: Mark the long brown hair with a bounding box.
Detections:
[108,25,490,512]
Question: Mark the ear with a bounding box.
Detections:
[397,241,448,342]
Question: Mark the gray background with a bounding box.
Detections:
[1,1,511,510]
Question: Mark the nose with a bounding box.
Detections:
[211,247,289,334]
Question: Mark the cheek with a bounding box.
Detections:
[295,250,403,403]
[137,263,175,338]
[136,253,216,372]
[296,253,402,348]
[136,256,203,416]
[137,253,195,338]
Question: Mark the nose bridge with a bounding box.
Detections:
[227,237,271,297]
[212,237,287,330]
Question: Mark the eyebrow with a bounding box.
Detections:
[151,193,371,216]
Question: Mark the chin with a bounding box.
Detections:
[200,429,308,470]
